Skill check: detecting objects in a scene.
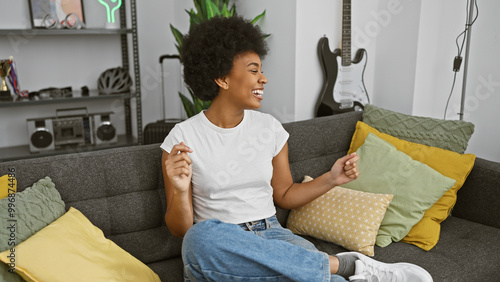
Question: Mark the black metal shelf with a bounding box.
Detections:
[0,135,137,162]
[0,0,142,162]
[0,90,136,108]
[0,28,133,35]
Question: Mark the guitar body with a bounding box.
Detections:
[333,47,369,110]
[315,37,369,117]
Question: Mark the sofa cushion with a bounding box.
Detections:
[287,176,393,256]
[348,121,476,250]
[0,176,62,282]
[0,174,16,199]
[343,133,456,247]
[0,207,161,282]
[0,177,65,252]
[362,104,475,154]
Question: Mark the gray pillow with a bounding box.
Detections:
[362,104,474,154]
[0,177,65,281]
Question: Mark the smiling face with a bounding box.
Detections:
[218,51,268,110]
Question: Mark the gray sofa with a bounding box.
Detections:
[1,111,499,281]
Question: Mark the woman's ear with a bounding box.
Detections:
[214,77,229,90]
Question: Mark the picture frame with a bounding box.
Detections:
[28,0,85,29]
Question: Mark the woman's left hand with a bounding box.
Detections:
[329,153,360,187]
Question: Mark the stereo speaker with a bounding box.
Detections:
[93,113,117,145]
[27,119,55,153]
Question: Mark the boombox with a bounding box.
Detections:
[27,108,118,153]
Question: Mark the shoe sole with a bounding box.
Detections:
[336,251,433,282]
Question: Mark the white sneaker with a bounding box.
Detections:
[336,252,433,282]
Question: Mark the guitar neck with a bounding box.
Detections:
[341,0,352,66]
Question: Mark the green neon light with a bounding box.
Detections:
[98,0,122,23]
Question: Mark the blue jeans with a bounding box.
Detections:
[182,216,347,282]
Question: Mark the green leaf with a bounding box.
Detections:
[179,88,211,117]
[229,4,236,16]
[185,8,195,16]
[199,0,208,20]
[202,99,212,109]
[193,0,203,15]
[194,97,205,113]
[175,45,182,61]
[205,0,221,19]
[214,0,221,10]
[250,10,266,25]
[179,92,196,118]
[187,9,203,26]
[170,24,184,48]
[188,87,197,101]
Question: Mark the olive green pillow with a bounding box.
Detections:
[362,104,474,154]
[342,133,456,247]
[0,177,65,251]
[0,177,65,281]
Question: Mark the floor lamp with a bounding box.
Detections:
[458,0,476,121]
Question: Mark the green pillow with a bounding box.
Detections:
[362,104,475,154]
[343,133,456,247]
[0,264,24,282]
[0,177,65,281]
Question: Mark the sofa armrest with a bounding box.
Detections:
[452,157,500,229]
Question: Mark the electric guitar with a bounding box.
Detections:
[315,0,370,117]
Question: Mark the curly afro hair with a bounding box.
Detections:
[181,16,269,101]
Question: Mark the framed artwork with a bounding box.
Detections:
[29,0,85,28]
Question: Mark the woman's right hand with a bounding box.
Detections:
[162,142,194,237]
[164,142,193,193]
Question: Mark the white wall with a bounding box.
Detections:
[294,0,339,121]
[294,0,380,121]
[235,0,297,123]
[1,0,499,162]
[371,0,421,114]
[413,0,500,162]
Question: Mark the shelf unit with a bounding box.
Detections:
[0,0,142,162]
[0,90,136,108]
[0,28,133,35]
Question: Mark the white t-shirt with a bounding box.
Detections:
[160,110,289,224]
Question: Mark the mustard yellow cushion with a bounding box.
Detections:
[348,121,476,250]
[0,174,22,282]
[0,174,16,199]
[0,207,160,282]
[287,176,393,256]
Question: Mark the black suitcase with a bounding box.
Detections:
[143,54,183,145]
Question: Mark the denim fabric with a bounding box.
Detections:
[182,216,347,282]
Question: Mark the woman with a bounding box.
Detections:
[161,16,432,282]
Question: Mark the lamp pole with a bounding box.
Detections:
[459,0,476,121]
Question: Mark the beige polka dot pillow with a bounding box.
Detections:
[287,176,393,256]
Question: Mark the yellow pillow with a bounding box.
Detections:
[348,121,476,250]
[287,176,393,256]
[0,174,16,199]
[0,207,160,282]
